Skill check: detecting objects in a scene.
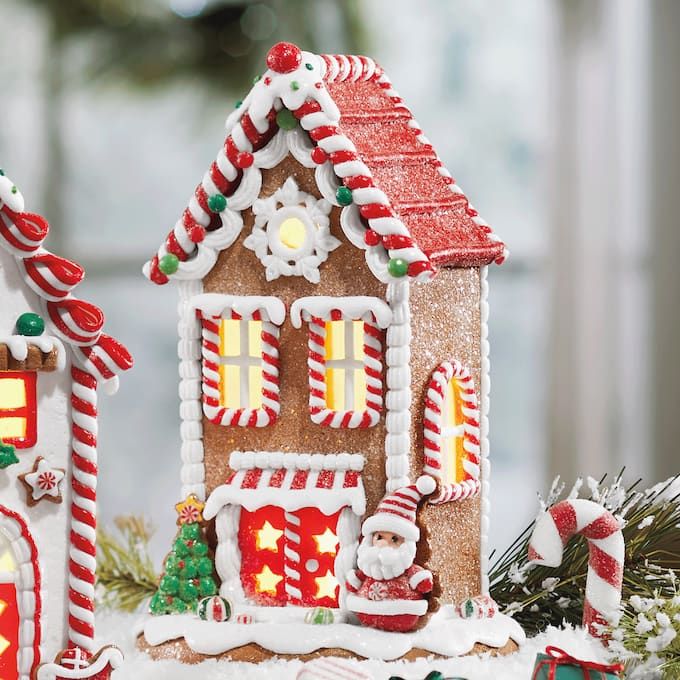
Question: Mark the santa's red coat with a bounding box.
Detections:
[345,565,433,632]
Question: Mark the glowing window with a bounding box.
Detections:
[0,372,37,449]
[324,320,367,412]
[441,378,467,484]
[218,319,263,410]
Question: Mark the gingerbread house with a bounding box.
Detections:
[0,170,132,680]
[140,42,525,660]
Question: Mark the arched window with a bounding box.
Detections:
[423,360,482,504]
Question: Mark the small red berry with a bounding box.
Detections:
[235,151,254,169]
[364,230,381,247]
[189,226,205,243]
[264,76,271,85]
[311,147,327,164]
[266,42,302,74]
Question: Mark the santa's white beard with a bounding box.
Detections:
[356,538,416,581]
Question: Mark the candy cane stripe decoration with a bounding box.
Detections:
[529,499,624,636]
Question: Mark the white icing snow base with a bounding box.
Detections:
[96,611,617,679]
[141,611,525,660]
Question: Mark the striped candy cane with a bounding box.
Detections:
[528,499,624,637]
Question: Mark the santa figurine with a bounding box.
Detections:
[345,475,436,632]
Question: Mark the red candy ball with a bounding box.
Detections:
[311,147,328,165]
[189,226,206,243]
[266,42,302,74]
[235,151,254,169]
[364,230,381,247]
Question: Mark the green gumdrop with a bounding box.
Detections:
[179,580,199,602]
[16,312,45,337]
[276,108,297,130]
[424,672,445,680]
[335,186,353,206]
[174,540,190,558]
[181,559,198,579]
[181,523,201,541]
[199,577,217,597]
[160,574,180,595]
[194,542,208,558]
[197,557,213,577]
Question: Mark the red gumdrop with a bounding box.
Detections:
[266,42,302,74]
[311,147,328,164]
[364,230,381,247]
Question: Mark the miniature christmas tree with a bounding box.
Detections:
[149,494,217,615]
[0,439,18,469]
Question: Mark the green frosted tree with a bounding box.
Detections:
[149,495,217,615]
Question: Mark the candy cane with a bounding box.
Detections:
[528,499,624,637]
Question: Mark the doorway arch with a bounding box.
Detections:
[0,505,41,680]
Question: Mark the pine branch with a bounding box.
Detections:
[490,473,680,635]
[96,515,159,613]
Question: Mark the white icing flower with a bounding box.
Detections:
[636,614,655,634]
[541,577,559,592]
[556,596,571,609]
[645,626,677,653]
[638,516,655,529]
[245,176,338,283]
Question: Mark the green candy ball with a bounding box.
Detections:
[160,574,179,595]
[172,598,187,614]
[181,560,198,579]
[164,556,180,575]
[387,257,409,278]
[276,109,298,130]
[335,186,353,206]
[179,580,199,602]
[174,540,190,558]
[149,594,164,615]
[424,672,445,680]
[16,312,45,337]
[199,577,217,597]
[194,542,208,558]
[158,254,179,275]
[181,523,201,541]
[197,557,213,577]
[207,193,227,213]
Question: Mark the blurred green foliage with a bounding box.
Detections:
[28,0,369,89]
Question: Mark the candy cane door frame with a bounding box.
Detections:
[0,506,41,680]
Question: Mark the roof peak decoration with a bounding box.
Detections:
[0,169,133,393]
[144,42,507,286]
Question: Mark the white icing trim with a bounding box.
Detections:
[204,451,366,518]
[334,508,361,611]
[141,610,525,660]
[0,509,40,680]
[345,593,428,616]
[188,294,286,325]
[480,266,491,594]
[215,506,245,604]
[409,570,432,589]
[290,296,392,329]
[178,280,206,501]
[384,281,411,492]
[0,334,65,369]
[0,175,25,213]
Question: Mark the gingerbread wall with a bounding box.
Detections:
[410,268,483,604]
[201,155,388,514]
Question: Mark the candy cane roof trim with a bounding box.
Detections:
[144,42,507,286]
[0,171,133,392]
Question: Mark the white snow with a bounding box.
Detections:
[96,611,612,680]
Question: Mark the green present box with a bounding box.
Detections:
[532,647,623,680]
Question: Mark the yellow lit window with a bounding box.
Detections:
[0,372,37,448]
[324,321,367,412]
[218,319,263,409]
[442,378,466,484]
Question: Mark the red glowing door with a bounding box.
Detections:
[0,581,19,680]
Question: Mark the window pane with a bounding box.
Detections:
[220,365,241,409]
[325,321,345,360]
[220,319,241,357]
[0,418,26,440]
[325,367,345,411]
[0,378,26,409]
[353,368,366,412]
[352,321,364,360]
[248,321,262,357]
[248,365,263,409]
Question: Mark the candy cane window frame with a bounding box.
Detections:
[0,371,37,448]
[190,295,286,428]
[423,360,482,504]
[290,297,392,429]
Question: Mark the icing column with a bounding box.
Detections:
[385,281,411,492]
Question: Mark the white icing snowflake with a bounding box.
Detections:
[245,177,338,283]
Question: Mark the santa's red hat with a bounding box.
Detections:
[361,476,436,542]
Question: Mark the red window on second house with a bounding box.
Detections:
[238,506,341,607]
[0,581,19,680]
[0,372,37,449]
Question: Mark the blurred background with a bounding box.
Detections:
[0,0,677,563]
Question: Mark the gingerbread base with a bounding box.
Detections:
[137,635,518,664]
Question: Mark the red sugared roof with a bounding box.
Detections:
[145,44,506,285]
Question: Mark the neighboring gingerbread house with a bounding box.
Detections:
[141,43,524,659]
[0,170,132,680]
